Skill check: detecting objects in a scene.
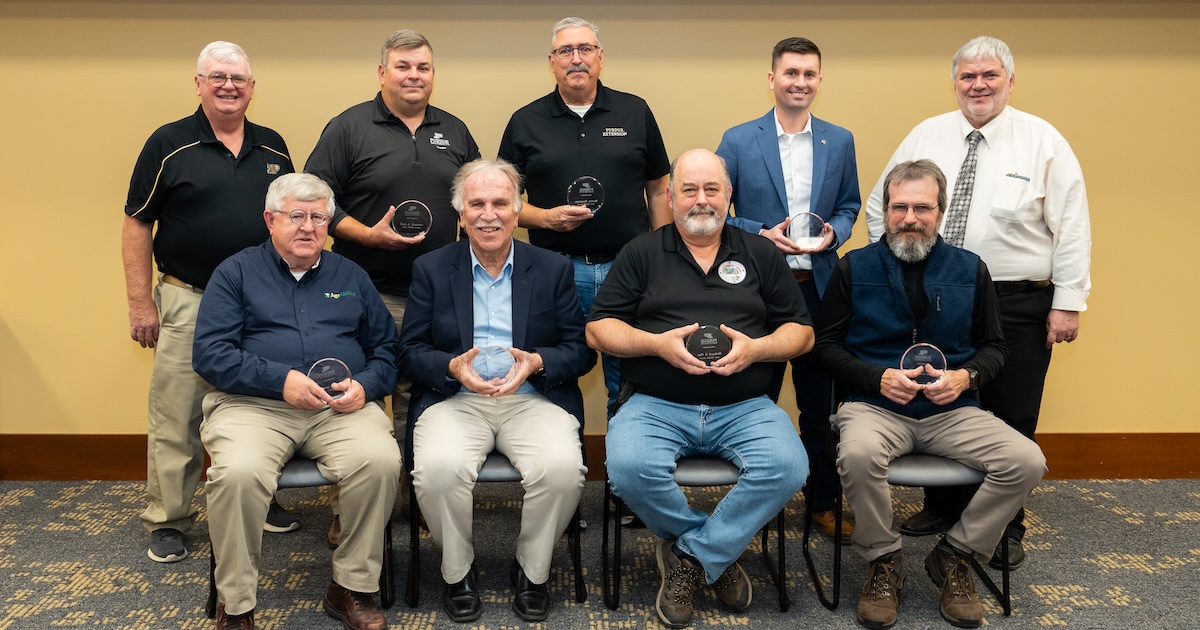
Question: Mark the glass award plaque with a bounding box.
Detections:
[308,357,352,399]
[685,325,732,366]
[472,346,515,383]
[900,343,946,385]
[566,176,605,214]
[390,199,433,237]
[789,212,826,250]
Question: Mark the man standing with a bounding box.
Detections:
[864,36,1091,568]
[305,29,480,536]
[397,159,594,623]
[499,16,671,416]
[588,149,810,628]
[194,173,401,630]
[122,41,295,564]
[817,160,1045,629]
[716,36,860,540]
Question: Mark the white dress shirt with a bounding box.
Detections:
[864,106,1091,312]
[776,111,814,271]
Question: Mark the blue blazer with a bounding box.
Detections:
[397,239,596,444]
[716,109,861,295]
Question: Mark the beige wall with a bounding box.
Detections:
[1,2,1196,437]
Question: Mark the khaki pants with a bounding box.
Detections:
[140,279,211,533]
[201,392,401,615]
[413,393,585,584]
[834,402,1046,562]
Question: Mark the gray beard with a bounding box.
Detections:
[887,231,936,263]
[681,208,722,237]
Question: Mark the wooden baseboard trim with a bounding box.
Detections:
[2,433,1197,481]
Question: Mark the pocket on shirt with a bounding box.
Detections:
[989,175,1029,223]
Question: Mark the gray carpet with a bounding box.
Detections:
[0,478,1196,628]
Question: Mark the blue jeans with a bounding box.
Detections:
[570,257,621,417]
[606,393,809,583]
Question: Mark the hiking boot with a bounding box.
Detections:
[856,551,904,629]
[925,539,983,628]
[712,561,752,612]
[654,539,703,628]
[147,528,186,563]
[263,499,300,533]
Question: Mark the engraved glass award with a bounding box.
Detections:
[307,357,352,399]
[472,346,515,383]
[685,325,732,366]
[566,176,605,214]
[390,199,433,237]
[789,212,826,250]
[900,343,946,385]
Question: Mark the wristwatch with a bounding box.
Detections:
[966,368,980,391]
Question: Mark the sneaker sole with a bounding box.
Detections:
[147,547,187,563]
[263,521,301,533]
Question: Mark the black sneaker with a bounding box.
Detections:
[148,528,187,563]
[899,508,950,537]
[264,500,300,533]
[988,535,1026,570]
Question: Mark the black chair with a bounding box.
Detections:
[404,450,586,607]
[601,455,791,611]
[802,387,1011,615]
[205,456,396,618]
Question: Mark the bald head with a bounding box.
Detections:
[668,149,732,238]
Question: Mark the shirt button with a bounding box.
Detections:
[580,133,586,138]
[299,308,305,314]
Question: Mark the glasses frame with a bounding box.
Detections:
[198,73,251,89]
[274,209,331,226]
[551,44,600,59]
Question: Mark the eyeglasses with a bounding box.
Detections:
[887,203,939,216]
[198,73,251,89]
[275,210,331,226]
[551,44,599,59]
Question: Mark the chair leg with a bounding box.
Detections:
[206,549,217,618]
[802,487,841,610]
[380,517,395,609]
[759,509,791,611]
[971,534,1011,615]
[601,480,622,610]
[405,475,420,608]
[570,505,586,603]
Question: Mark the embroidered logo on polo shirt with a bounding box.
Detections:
[429,132,450,150]
[718,261,746,285]
[602,127,627,137]
[266,164,281,175]
[324,291,357,299]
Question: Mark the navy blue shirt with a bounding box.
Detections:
[193,241,399,402]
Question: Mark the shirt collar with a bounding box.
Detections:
[468,240,515,278]
[773,108,812,138]
[550,80,611,118]
[957,105,1009,145]
[194,105,260,147]
[371,91,439,127]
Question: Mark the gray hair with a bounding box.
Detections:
[380,29,433,66]
[266,173,335,216]
[551,17,601,47]
[197,41,251,77]
[450,159,524,214]
[882,159,948,214]
[951,36,1015,79]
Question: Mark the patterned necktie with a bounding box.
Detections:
[942,130,983,247]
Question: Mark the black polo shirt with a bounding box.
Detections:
[589,224,810,406]
[498,81,670,257]
[124,106,293,289]
[305,94,481,296]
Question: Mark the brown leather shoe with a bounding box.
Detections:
[323,582,387,630]
[215,603,255,630]
[812,509,855,544]
[327,516,341,548]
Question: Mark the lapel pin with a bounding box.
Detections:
[821,139,827,145]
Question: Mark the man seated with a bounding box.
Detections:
[193,173,401,630]
[813,160,1046,629]
[396,159,595,623]
[586,149,811,629]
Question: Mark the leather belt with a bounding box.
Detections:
[792,269,814,283]
[571,253,617,265]
[161,274,202,293]
[994,279,1051,294]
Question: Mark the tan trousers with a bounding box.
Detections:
[834,402,1046,562]
[413,393,586,584]
[140,279,211,532]
[201,392,401,615]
